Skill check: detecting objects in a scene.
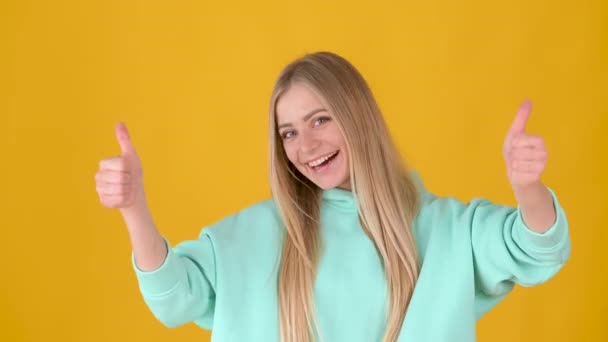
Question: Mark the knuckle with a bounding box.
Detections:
[513,149,521,158]
[96,171,107,183]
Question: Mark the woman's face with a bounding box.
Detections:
[276,83,351,190]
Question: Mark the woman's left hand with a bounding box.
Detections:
[502,100,549,191]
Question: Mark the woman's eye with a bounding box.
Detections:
[314,117,330,126]
[282,131,295,139]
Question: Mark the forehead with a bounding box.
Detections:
[276,83,325,125]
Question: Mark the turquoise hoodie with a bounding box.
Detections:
[131,171,570,341]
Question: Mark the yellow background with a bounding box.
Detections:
[1,0,606,341]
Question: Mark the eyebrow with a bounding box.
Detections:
[278,108,327,129]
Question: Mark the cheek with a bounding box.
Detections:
[329,129,347,150]
[331,132,349,164]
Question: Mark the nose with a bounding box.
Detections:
[299,131,320,156]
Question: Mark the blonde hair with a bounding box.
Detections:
[268,51,421,342]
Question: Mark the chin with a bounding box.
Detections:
[308,175,349,190]
[315,182,335,190]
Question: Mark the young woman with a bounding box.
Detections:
[95,51,571,342]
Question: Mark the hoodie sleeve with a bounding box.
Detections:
[453,186,571,318]
[413,168,571,319]
[131,231,216,329]
[468,188,570,316]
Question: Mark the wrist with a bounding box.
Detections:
[512,182,545,203]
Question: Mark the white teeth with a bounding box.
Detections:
[308,151,337,167]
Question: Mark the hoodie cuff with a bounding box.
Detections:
[514,187,570,255]
[131,237,184,297]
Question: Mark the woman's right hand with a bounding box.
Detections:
[95,122,146,213]
[96,122,166,271]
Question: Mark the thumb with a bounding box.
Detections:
[508,99,532,136]
[115,122,137,156]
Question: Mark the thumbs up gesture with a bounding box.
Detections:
[502,100,549,190]
[95,122,146,211]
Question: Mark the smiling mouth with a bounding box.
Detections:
[307,150,339,170]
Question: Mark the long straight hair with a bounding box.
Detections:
[268,51,421,342]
